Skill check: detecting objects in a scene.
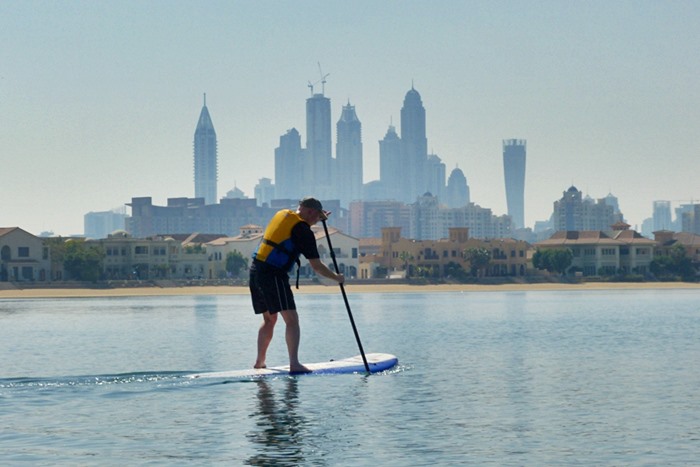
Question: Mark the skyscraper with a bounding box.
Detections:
[400,86,428,202]
[306,91,333,198]
[336,101,363,207]
[503,139,526,229]
[652,200,672,231]
[379,124,402,201]
[193,94,218,205]
[446,167,470,208]
[552,186,620,231]
[274,128,304,200]
[426,153,446,202]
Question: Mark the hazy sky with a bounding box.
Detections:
[2,1,698,236]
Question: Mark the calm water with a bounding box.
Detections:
[1,289,700,465]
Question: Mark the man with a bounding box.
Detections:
[249,197,344,373]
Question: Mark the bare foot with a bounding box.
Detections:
[289,364,311,375]
[254,362,266,369]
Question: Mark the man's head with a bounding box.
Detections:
[298,197,329,224]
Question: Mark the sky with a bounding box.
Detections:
[1,1,699,236]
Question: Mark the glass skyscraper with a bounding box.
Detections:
[193,94,218,205]
[503,139,526,229]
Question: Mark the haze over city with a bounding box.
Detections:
[2,1,698,237]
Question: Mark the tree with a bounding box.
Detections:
[225,250,248,277]
[549,248,573,275]
[533,248,573,275]
[444,261,468,281]
[63,240,104,282]
[465,247,491,277]
[398,251,413,273]
[651,244,695,281]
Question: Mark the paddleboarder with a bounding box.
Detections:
[250,197,344,373]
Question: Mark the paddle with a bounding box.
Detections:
[321,219,371,373]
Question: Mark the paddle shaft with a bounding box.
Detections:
[321,220,370,373]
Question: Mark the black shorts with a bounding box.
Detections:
[249,261,296,314]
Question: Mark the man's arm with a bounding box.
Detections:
[308,258,344,284]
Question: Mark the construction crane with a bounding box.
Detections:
[307,62,330,96]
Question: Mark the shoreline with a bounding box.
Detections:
[1,281,699,299]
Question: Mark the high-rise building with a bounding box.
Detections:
[446,167,470,208]
[679,204,700,234]
[274,128,304,200]
[306,92,333,198]
[652,200,672,231]
[503,139,526,229]
[410,193,441,240]
[348,200,411,238]
[254,178,275,207]
[400,86,428,202]
[84,207,127,239]
[552,186,621,231]
[379,124,402,201]
[336,102,363,207]
[425,154,446,202]
[193,94,218,205]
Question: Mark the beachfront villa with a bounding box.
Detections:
[535,223,656,276]
[0,227,51,282]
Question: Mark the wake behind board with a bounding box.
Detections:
[188,353,397,379]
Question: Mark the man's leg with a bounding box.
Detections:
[255,311,277,369]
[280,309,310,373]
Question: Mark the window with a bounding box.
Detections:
[135,246,148,255]
[22,266,33,280]
[18,247,29,258]
[602,248,616,256]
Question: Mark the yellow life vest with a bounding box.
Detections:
[253,209,304,272]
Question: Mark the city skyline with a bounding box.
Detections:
[2,1,699,236]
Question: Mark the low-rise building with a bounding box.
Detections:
[654,230,700,265]
[535,224,655,276]
[94,231,216,280]
[362,227,529,279]
[0,227,51,282]
[206,224,360,280]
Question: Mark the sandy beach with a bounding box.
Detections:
[1,281,699,299]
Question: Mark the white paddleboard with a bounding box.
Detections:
[188,353,398,379]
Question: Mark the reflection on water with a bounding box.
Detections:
[3,290,700,465]
[246,378,312,466]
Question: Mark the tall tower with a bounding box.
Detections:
[379,124,402,201]
[306,91,332,198]
[274,128,304,200]
[652,200,672,231]
[446,167,470,208]
[426,153,446,202]
[336,101,363,207]
[503,139,526,229]
[193,94,218,205]
[400,86,428,202]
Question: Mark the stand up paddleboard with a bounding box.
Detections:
[188,353,398,379]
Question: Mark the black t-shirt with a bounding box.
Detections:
[290,221,320,261]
